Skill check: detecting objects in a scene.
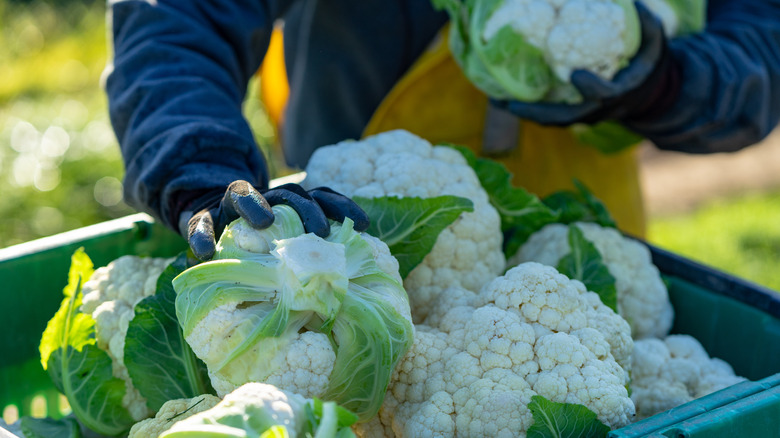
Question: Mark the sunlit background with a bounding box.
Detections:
[1,0,779,293]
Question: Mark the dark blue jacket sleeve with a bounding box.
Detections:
[106,0,292,229]
[627,0,780,153]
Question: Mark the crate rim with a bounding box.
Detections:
[0,213,156,263]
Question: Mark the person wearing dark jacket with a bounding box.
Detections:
[105,0,780,258]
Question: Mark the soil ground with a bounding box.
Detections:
[639,128,780,217]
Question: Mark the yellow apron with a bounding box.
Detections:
[259,27,646,237]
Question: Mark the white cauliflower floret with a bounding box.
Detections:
[630,334,747,420]
[546,1,629,81]
[452,369,534,438]
[483,0,629,83]
[361,233,404,284]
[511,222,674,339]
[79,255,174,421]
[186,302,336,398]
[128,394,221,438]
[479,262,633,373]
[356,263,635,437]
[303,130,505,322]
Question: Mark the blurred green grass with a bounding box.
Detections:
[1,0,777,293]
[647,191,780,292]
[0,0,128,247]
[0,0,283,247]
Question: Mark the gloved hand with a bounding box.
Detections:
[179,180,370,260]
[492,1,680,126]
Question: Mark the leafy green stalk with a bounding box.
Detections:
[541,180,617,229]
[124,253,215,411]
[556,225,618,311]
[325,276,414,420]
[303,398,359,438]
[527,395,611,438]
[38,249,135,436]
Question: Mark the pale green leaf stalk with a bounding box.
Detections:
[38,249,135,436]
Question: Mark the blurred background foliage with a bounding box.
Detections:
[0,0,281,248]
[0,0,778,292]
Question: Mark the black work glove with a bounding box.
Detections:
[178,180,370,260]
[492,2,680,126]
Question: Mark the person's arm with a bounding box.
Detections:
[626,0,780,153]
[106,0,291,230]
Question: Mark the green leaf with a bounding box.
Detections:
[353,195,474,278]
[570,122,643,155]
[472,156,558,233]
[124,253,215,411]
[19,416,83,438]
[302,398,358,438]
[468,0,552,101]
[542,180,616,229]
[556,225,618,312]
[39,248,95,369]
[444,144,558,259]
[260,425,291,438]
[475,23,552,101]
[526,395,611,438]
[38,249,135,436]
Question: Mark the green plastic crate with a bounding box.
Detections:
[1,214,779,436]
[0,213,187,422]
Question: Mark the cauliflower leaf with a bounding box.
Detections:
[526,395,610,438]
[19,416,83,438]
[354,195,474,278]
[556,225,618,312]
[124,253,215,411]
[38,249,135,436]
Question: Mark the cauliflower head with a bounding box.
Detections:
[159,382,358,438]
[510,221,674,339]
[631,334,747,420]
[128,394,221,438]
[302,130,505,322]
[173,205,414,422]
[356,263,635,437]
[79,255,174,421]
[483,0,635,84]
[435,0,697,105]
